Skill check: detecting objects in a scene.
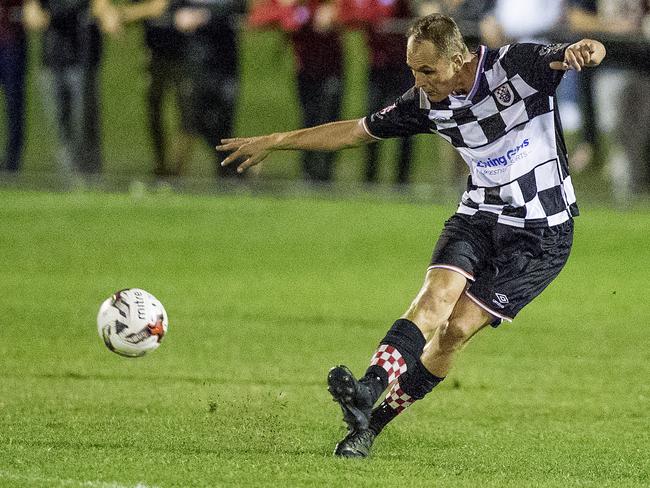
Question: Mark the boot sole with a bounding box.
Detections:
[327,365,370,431]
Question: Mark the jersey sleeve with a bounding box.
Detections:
[501,43,571,95]
[363,87,431,139]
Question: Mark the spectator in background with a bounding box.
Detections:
[292,0,344,183]
[569,0,650,199]
[250,0,344,183]
[170,0,246,179]
[24,0,119,178]
[121,0,183,178]
[479,0,564,46]
[339,0,414,186]
[0,1,27,173]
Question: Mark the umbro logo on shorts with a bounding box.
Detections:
[492,293,509,309]
[495,293,509,304]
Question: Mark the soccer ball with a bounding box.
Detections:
[97,288,168,358]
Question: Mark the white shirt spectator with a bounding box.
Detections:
[493,0,565,42]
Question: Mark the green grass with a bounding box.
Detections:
[0,189,648,487]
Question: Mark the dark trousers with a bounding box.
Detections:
[181,72,240,178]
[297,72,343,182]
[579,69,598,147]
[146,52,184,175]
[365,66,413,185]
[616,74,650,191]
[0,37,27,172]
[40,64,102,174]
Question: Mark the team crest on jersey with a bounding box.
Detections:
[494,83,514,107]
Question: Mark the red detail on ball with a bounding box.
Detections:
[147,316,166,343]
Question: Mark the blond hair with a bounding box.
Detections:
[407,14,469,59]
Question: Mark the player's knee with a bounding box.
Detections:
[406,286,459,336]
[437,320,474,353]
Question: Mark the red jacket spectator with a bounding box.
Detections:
[249,0,343,79]
[249,0,344,181]
[0,0,25,44]
[337,0,410,69]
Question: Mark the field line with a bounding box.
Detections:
[0,470,159,488]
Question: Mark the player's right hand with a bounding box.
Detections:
[217,135,275,173]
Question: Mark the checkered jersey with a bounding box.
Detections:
[363,43,579,228]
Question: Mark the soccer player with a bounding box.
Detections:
[217,14,606,457]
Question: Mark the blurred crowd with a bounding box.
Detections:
[1,0,650,198]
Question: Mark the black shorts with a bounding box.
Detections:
[429,213,574,325]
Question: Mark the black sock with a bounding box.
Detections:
[360,319,426,403]
[369,359,444,434]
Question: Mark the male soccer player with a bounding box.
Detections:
[217,14,606,457]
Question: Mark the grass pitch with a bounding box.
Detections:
[0,189,648,487]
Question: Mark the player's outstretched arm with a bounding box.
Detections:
[217,119,374,173]
[549,39,606,71]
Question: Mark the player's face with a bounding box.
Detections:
[406,37,462,102]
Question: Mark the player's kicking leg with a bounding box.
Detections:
[331,291,491,457]
[328,268,464,450]
[329,269,490,457]
[327,364,374,431]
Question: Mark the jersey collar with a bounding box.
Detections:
[452,45,487,102]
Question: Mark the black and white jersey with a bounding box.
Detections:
[363,43,578,228]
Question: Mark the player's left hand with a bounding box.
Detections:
[217,136,275,173]
[549,39,605,71]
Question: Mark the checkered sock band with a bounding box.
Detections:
[385,381,415,413]
[369,344,407,384]
[368,359,444,434]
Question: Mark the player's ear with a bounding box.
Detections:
[452,53,463,73]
